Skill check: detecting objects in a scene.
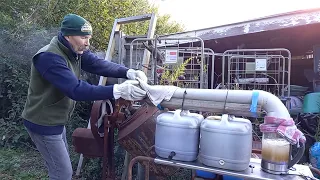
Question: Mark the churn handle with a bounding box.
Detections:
[288,143,305,168]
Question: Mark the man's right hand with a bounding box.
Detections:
[113,80,146,101]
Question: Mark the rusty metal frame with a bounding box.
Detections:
[72,99,129,179]
[89,100,116,180]
[127,156,155,180]
[91,100,130,179]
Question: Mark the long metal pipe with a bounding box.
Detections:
[159,88,290,119]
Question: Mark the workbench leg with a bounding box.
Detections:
[76,154,84,176]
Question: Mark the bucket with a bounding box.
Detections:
[303,92,320,113]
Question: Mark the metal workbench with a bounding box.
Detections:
[153,157,317,180]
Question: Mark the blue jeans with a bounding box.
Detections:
[26,127,73,180]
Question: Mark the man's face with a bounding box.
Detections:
[65,35,91,54]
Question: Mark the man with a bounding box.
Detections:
[21,14,147,180]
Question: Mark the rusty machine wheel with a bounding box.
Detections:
[88,99,130,180]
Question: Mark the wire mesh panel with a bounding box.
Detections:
[221,49,291,97]
[129,37,214,89]
[128,38,154,74]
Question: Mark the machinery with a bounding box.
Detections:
[70,14,315,180]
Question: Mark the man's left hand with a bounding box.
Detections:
[126,69,148,82]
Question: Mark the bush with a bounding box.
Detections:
[0,57,30,147]
[0,27,58,147]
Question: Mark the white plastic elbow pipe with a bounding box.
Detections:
[166,89,290,119]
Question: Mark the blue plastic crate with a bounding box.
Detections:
[196,170,216,179]
[196,170,244,180]
[223,175,244,180]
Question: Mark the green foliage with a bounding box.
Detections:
[160,57,192,87]
[0,0,184,50]
[0,58,31,147]
[0,12,15,28]
[156,14,184,35]
[0,148,47,180]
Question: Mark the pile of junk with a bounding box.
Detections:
[285,84,320,176]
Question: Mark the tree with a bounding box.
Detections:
[0,0,184,50]
[0,1,185,178]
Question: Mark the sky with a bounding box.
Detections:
[148,0,320,31]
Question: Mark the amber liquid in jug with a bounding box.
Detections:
[261,138,290,164]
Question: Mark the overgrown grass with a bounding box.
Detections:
[0,146,191,180]
[0,145,107,180]
[0,148,47,180]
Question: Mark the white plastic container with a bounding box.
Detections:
[155,109,204,161]
[199,114,252,171]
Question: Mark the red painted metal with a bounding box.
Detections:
[72,99,129,180]
[72,128,103,158]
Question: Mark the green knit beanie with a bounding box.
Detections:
[60,14,93,36]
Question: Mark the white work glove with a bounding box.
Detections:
[136,77,179,106]
[113,80,146,101]
[126,69,148,82]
